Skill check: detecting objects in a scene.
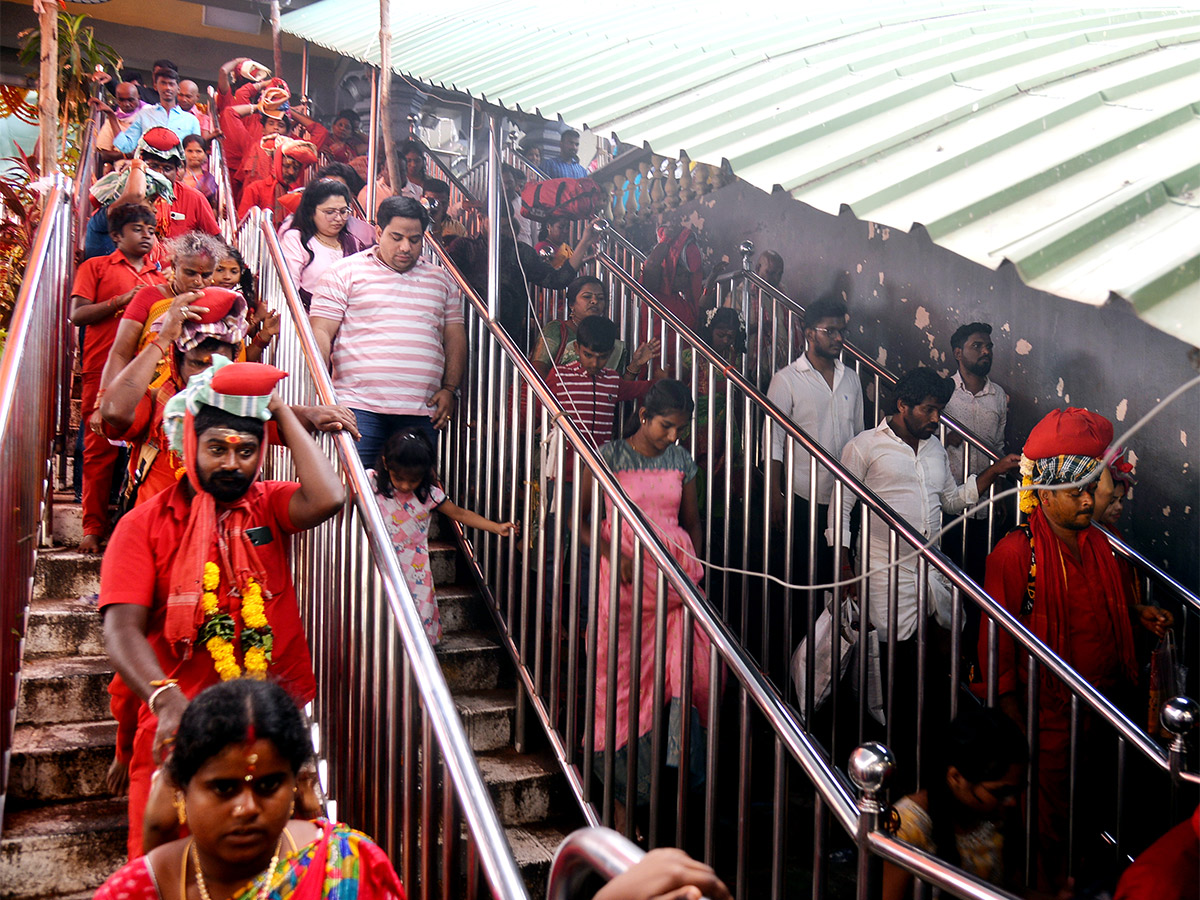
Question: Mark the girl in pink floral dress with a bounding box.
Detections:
[372,430,516,644]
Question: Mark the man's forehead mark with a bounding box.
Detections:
[203,427,258,445]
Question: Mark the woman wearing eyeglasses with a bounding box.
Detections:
[280,179,367,309]
[882,706,1029,900]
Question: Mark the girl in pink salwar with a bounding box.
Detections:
[372,429,516,644]
[580,380,715,808]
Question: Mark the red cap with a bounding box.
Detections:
[209,362,288,396]
[142,127,181,153]
[193,287,244,324]
[1023,408,1113,459]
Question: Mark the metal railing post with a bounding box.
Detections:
[850,742,895,900]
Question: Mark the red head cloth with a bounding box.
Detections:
[194,287,243,324]
[209,361,288,397]
[268,137,319,184]
[143,126,182,155]
[1023,407,1113,460]
[237,59,272,83]
[257,83,291,119]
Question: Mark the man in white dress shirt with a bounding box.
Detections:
[943,322,1010,580]
[763,295,864,677]
[832,367,1019,778]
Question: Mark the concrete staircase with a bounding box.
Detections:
[0,504,127,900]
[0,501,581,898]
[428,522,583,897]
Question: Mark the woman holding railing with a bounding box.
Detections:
[580,380,715,829]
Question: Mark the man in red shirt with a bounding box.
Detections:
[137,128,221,240]
[70,203,168,553]
[99,356,345,859]
[237,136,318,220]
[977,407,1173,887]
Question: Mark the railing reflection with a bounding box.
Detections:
[236,209,529,900]
[0,177,74,832]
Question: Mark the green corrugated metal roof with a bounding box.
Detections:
[281,0,1200,345]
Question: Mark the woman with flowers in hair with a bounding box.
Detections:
[98,356,345,859]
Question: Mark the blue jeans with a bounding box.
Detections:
[351,409,438,471]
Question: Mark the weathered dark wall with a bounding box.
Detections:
[656,180,1200,586]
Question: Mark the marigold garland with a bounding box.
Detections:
[198,560,273,680]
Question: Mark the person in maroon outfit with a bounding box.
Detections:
[977,407,1172,889]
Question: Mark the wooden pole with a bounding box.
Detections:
[35,0,58,178]
[377,0,402,199]
[270,0,283,81]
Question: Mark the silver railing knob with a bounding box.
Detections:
[592,218,611,235]
[849,742,895,800]
[739,240,754,271]
[1162,696,1200,738]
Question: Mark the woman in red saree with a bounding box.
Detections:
[93,679,404,900]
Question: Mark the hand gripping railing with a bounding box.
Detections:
[587,241,1197,885]
[0,176,74,834]
[417,210,1043,899]
[235,208,529,900]
[708,256,1200,621]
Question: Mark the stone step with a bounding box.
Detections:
[476,749,562,827]
[33,550,102,603]
[436,632,507,693]
[437,583,491,635]
[508,823,575,899]
[16,656,114,726]
[0,797,127,899]
[23,597,104,660]
[8,720,119,804]
[429,540,458,584]
[50,503,83,549]
[454,689,516,753]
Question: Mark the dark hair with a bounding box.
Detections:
[375,428,438,501]
[561,129,580,140]
[625,379,694,438]
[538,217,569,243]
[950,321,993,351]
[757,250,784,284]
[423,178,450,199]
[106,202,155,237]
[291,179,353,268]
[152,60,179,82]
[181,133,210,154]
[399,139,424,160]
[805,295,848,328]
[924,706,1028,868]
[891,367,952,411]
[220,245,256,302]
[166,679,310,787]
[173,337,240,371]
[376,195,429,231]
[332,109,360,129]
[700,307,746,356]
[576,315,617,355]
[566,275,605,306]
[314,162,365,197]
[193,404,265,443]
[501,163,526,187]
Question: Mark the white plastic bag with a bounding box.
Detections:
[791,596,856,722]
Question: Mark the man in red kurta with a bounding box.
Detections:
[236,136,318,220]
[99,357,345,859]
[70,203,168,553]
[977,407,1172,887]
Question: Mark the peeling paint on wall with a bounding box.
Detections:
[1116,399,1128,422]
[877,347,888,366]
[1056,378,1064,397]
[915,306,931,329]
[1182,431,1189,447]
[879,272,885,285]
[1015,339,1033,355]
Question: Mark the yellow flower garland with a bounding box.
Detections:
[198,561,273,681]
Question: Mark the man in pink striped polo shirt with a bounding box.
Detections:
[310,196,467,468]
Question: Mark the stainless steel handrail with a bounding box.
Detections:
[0,177,73,834]
[546,828,645,900]
[209,136,238,240]
[422,231,863,837]
[712,265,1200,616]
[593,248,1176,771]
[237,209,530,900]
[420,204,1043,900]
[72,109,101,256]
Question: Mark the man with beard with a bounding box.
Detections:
[833,367,1019,786]
[978,407,1172,888]
[98,356,345,858]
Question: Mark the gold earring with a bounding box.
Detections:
[173,792,187,826]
